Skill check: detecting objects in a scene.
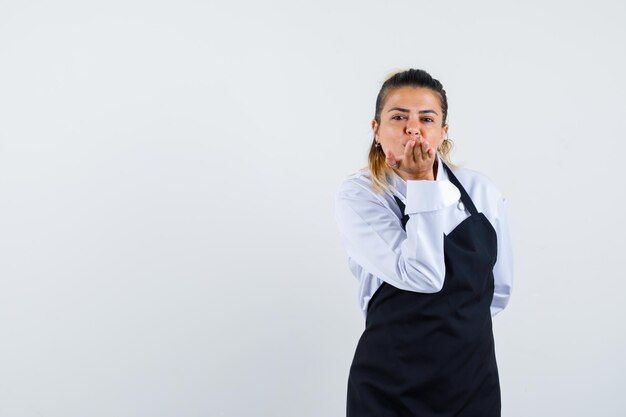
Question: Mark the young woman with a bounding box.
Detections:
[335,69,514,417]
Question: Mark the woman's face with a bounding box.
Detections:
[373,86,448,161]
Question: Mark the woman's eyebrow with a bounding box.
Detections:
[387,107,410,113]
[387,107,439,115]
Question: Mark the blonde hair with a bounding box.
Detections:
[367,69,455,193]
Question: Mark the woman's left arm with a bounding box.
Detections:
[491,194,514,316]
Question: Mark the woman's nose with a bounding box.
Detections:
[406,120,421,136]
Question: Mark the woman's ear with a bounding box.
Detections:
[443,123,449,137]
[372,119,379,141]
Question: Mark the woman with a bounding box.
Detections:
[335,69,513,417]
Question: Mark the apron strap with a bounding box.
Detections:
[393,196,410,231]
[442,163,478,216]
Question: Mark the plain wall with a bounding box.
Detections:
[1,0,625,416]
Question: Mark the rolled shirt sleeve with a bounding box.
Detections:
[335,179,460,294]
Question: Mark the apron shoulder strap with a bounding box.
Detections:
[393,196,410,231]
[442,163,479,216]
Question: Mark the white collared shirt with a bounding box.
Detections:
[335,157,513,318]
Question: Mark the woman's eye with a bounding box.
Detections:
[422,117,434,123]
[392,115,406,120]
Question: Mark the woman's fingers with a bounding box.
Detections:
[405,140,416,162]
[386,138,436,174]
[412,137,433,161]
[385,149,402,169]
[421,140,429,159]
[420,139,431,160]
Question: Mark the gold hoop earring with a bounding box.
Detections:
[438,138,451,152]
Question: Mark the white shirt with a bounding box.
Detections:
[335,157,513,318]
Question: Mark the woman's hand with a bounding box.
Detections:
[385,137,436,180]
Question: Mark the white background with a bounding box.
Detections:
[1,1,625,416]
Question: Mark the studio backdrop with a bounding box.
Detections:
[1,1,624,416]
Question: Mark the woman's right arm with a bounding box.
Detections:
[335,179,460,293]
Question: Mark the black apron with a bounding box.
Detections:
[347,163,500,417]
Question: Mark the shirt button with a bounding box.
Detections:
[458,202,465,211]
